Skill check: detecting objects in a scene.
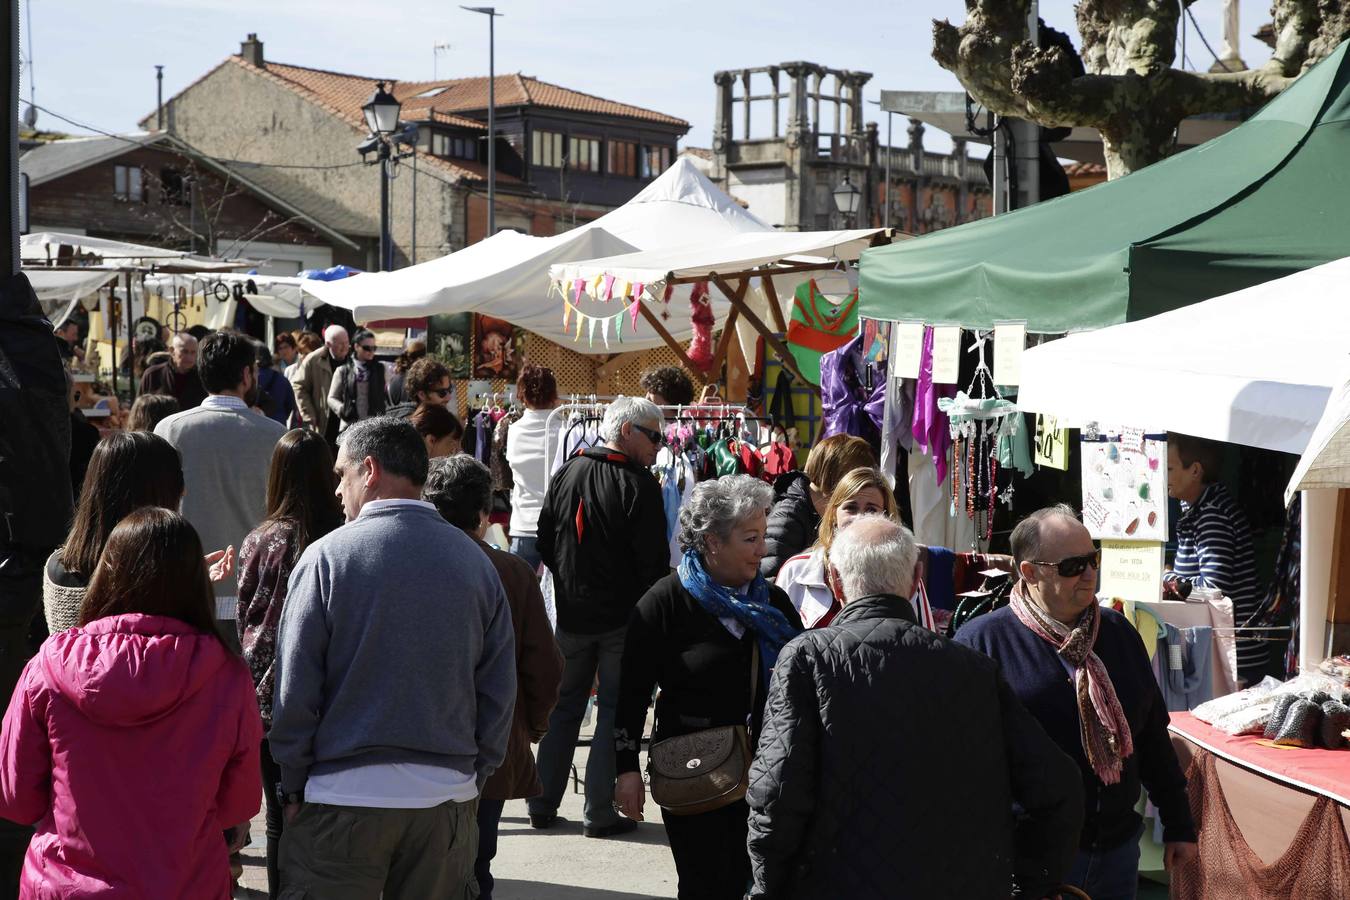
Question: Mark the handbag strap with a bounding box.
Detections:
[749,640,761,719]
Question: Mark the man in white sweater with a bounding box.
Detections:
[156,330,286,648]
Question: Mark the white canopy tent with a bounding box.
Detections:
[1017,257,1350,672]
[1288,363,1350,501]
[303,159,773,352]
[1017,257,1350,456]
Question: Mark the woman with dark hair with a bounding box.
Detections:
[236,429,342,896]
[504,362,561,570]
[273,332,299,372]
[126,392,181,433]
[43,431,239,634]
[409,401,464,459]
[0,508,262,899]
[254,340,299,428]
[386,357,453,419]
[387,338,427,405]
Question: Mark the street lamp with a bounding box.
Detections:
[461,6,503,238]
[358,81,413,271]
[832,174,861,228]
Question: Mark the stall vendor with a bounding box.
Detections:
[1163,433,1267,686]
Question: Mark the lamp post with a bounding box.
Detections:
[832,174,861,229]
[360,81,419,271]
[461,6,502,238]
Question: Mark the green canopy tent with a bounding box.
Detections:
[859,40,1350,332]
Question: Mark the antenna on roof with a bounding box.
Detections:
[21,0,36,129]
[433,42,451,81]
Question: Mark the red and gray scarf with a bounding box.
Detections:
[1009,582,1134,784]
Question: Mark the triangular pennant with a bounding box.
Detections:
[601,315,611,350]
[602,274,615,301]
[588,315,599,348]
[574,312,585,342]
[573,279,585,303]
[563,300,572,331]
[591,274,604,298]
[628,298,641,331]
[618,279,631,298]
[634,282,645,300]
[616,305,624,342]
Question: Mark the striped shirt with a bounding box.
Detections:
[1170,482,1267,677]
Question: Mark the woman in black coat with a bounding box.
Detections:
[761,434,876,578]
[614,475,803,900]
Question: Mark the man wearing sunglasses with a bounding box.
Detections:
[532,396,670,839]
[955,504,1197,900]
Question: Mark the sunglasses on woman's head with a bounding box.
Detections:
[1029,549,1101,578]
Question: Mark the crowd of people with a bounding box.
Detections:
[3,320,1210,900]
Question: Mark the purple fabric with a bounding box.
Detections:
[911,326,956,485]
[820,333,884,447]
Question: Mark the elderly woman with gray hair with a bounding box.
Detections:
[613,475,802,900]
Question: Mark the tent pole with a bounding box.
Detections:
[636,300,703,374]
[759,275,788,333]
[712,274,818,396]
[707,276,746,376]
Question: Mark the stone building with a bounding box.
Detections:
[708,63,991,233]
[143,34,689,268]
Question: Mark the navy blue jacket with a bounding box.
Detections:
[955,605,1195,851]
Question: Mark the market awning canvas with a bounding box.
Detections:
[1287,361,1350,502]
[858,39,1350,333]
[304,159,772,353]
[1016,257,1350,456]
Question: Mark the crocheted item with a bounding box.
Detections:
[687,282,715,372]
[42,564,86,633]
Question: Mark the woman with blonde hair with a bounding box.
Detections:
[760,434,876,578]
[774,466,934,631]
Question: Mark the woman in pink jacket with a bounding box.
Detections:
[0,507,262,899]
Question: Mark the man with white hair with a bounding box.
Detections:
[748,516,1083,900]
[290,324,349,439]
[530,395,670,838]
[140,331,207,409]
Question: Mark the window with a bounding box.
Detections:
[159,167,187,205]
[640,145,672,179]
[113,165,143,202]
[432,133,477,161]
[531,130,565,168]
[608,140,638,177]
[569,135,601,172]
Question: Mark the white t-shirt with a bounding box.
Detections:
[304,763,477,809]
[504,408,562,538]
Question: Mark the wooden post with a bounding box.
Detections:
[711,273,818,396]
[636,299,703,374]
[760,275,789,333]
[709,305,740,376]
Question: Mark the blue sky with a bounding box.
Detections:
[20,0,1280,154]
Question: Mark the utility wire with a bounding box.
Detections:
[1185,6,1233,73]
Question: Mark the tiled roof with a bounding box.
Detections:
[1063,161,1107,177]
[394,73,689,128]
[215,161,379,239]
[21,133,167,186]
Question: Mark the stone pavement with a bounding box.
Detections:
[234,720,679,899]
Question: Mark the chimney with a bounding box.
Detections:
[241,34,265,68]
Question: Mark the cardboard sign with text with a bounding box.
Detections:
[994,321,1026,386]
[890,322,924,380]
[1034,415,1069,470]
[1099,540,1164,604]
[931,325,962,384]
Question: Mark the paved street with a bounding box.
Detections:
[236,720,680,899]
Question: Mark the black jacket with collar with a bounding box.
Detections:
[761,471,819,579]
[536,446,670,634]
[748,594,1084,900]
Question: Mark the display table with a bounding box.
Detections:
[1168,712,1350,898]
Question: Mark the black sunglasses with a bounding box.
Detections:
[358,343,377,352]
[1029,549,1101,578]
[428,387,452,398]
[632,423,665,446]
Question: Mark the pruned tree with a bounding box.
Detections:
[933,0,1350,178]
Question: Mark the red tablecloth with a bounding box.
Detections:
[1169,711,1350,805]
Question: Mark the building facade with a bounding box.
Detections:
[145,35,689,267]
[709,63,992,233]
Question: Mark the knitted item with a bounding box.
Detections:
[1008,583,1135,784]
[1319,701,1350,749]
[42,564,86,634]
[687,282,714,372]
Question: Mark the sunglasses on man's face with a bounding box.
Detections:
[1029,549,1101,579]
[358,344,377,352]
[632,423,665,446]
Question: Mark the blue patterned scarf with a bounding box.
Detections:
[678,550,801,681]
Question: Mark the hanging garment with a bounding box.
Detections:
[786,279,858,385]
[998,413,1036,478]
[911,326,957,487]
[819,332,885,449]
[1155,623,1215,712]
[909,450,976,553]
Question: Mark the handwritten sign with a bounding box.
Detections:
[1080,432,1168,541]
[1034,415,1069,470]
[890,322,924,380]
[931,325,962,384]
[1099,540,1164,604]
[994,321,1026,386]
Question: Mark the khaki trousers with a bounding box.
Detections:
[279,797,478,900]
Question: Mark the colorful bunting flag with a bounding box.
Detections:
[602,274,615,301]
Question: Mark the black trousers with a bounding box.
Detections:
[661,799,751,900]
[260,737,284,898]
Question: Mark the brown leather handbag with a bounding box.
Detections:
[647,644,758,816]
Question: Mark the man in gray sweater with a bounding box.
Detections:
[271,417,516,900]
[155,329,285,646]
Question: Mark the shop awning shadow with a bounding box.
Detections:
[493,880,665,899]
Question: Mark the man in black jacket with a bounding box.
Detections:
[531,396,670,838]
[748,516,1083,900]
